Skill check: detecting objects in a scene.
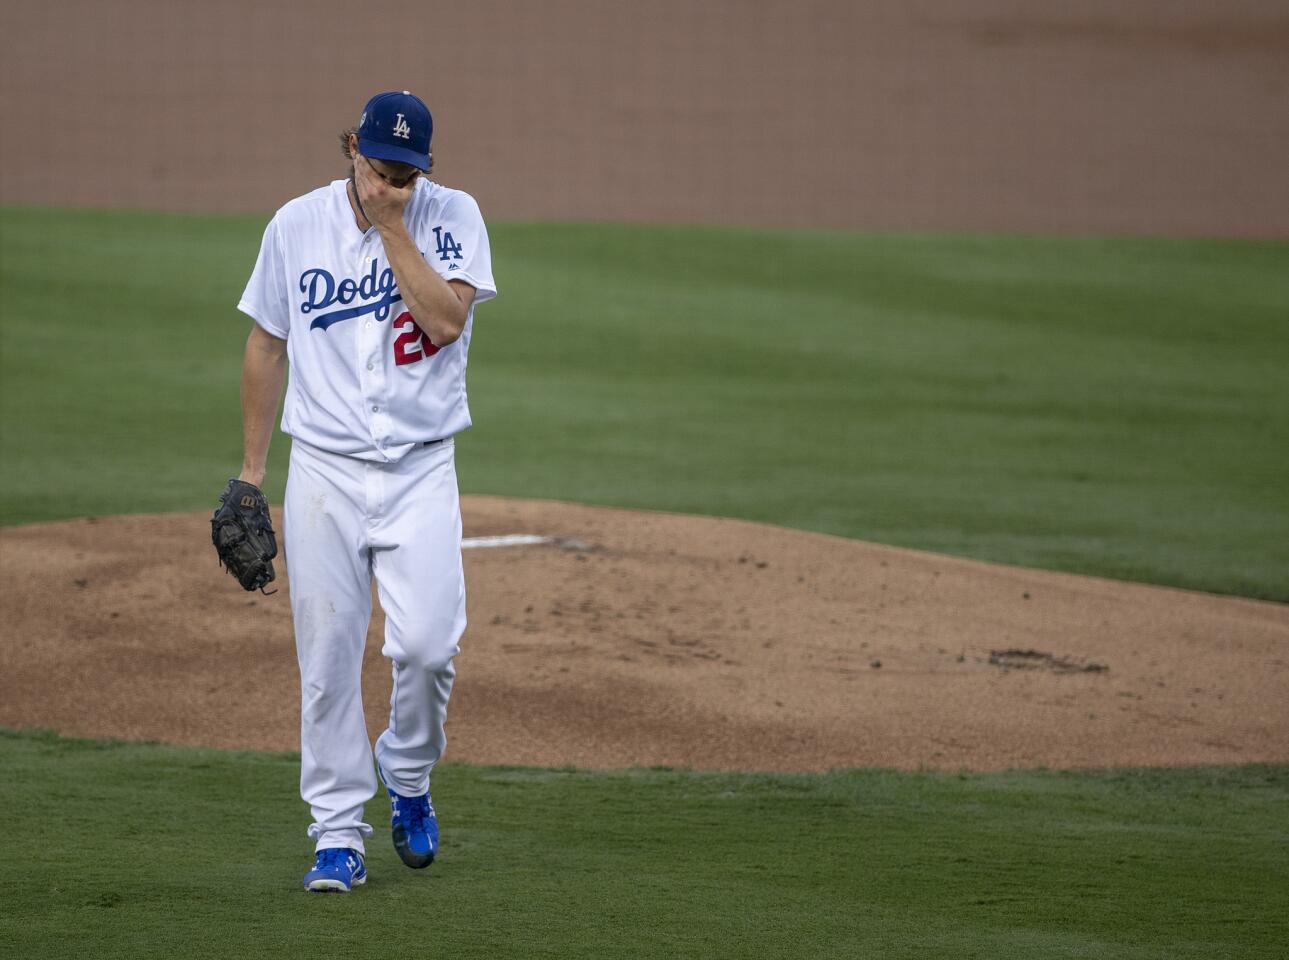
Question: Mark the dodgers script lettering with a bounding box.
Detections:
[300,260,401,331]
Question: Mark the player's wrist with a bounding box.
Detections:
[239,465,267,487]
[373,215,410,238]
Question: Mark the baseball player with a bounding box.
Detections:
[232,90,496,892]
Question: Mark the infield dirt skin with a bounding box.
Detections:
[2,498,1286,772]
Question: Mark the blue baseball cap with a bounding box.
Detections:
[356,91,433,171]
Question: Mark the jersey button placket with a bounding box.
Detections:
[358,242,389,456]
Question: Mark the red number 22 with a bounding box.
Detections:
[392,312,441,366]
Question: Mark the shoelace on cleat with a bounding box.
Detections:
[394,793,433,836]
[314,848,357,873]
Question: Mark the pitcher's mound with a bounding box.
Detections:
[2,496,1286,771]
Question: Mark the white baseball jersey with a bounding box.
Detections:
[238,178,497,461]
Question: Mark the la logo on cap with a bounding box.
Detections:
[356,90,433,171]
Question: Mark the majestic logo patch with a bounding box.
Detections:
[392,113,412,140]
[300,260,400,331]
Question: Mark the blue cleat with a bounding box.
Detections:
[303,847,366,893]
[387,788,438,868]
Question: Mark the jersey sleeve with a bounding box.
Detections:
[429,193,497,305]
[237,216,291,338]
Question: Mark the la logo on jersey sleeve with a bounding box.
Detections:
[432,226,464,266]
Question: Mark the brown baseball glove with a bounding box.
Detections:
[211,478,278,593]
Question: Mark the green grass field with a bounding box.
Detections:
[2,730,1286,960]
[2,209,1286,957]
[2,208,1286,598]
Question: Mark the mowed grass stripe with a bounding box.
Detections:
[2,730,1287,959]
[2,209,1286,598]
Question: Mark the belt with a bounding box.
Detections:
[423,438,448,447]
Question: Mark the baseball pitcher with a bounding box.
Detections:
[214,90,497,892]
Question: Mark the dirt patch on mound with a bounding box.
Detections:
[2,498,1286,772]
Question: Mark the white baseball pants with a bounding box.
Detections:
[283,436,466,854]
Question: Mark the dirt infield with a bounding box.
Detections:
[2,1,1287,235]
[2,498,1286,772]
